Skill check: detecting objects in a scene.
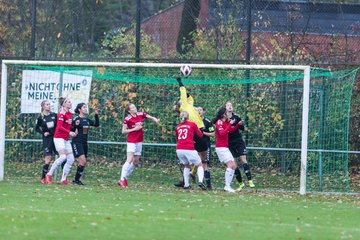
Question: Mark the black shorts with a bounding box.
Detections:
[202,146,212,165]
[194,134,208,152]
[72,142,88,158]
[43,137,56,156]
[229,140,247,158]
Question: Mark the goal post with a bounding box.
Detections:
[300,66,310,195]
[0,61,8,182]
[0,60,355,194]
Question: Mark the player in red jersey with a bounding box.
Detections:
[45,97,77,185]
[212,107,241,193]
[175,111,206,190]
[173,77,208,187]
[117,103,160,188]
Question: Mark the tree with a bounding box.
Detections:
[101,27,161,59]
[0,0,32,56]
[185,20,244,60]
[176,0,201,54]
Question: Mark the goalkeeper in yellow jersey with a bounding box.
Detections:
[173,77,209,189]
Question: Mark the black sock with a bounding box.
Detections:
[61,160,67,170]
[204,170,211,187]
[234,167,243,183]
[42,164,49,179]
[75,165,85,181]
[243,163,252,180]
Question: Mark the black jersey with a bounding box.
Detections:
[228,113,245,146]
[36,112,57,137]
[202,117,215,146]
[72,114,99,144]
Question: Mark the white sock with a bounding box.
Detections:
[183,167,191,187]
[61,154,74,181]
[48,154,67,176]
[126,163,136,179]
[197,165,204,183]
[225,168,234,187]
[120,162,130,180]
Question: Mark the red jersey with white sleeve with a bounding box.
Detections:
[54,110,73,140]
[123,112,148,143]
[176,121,203,150]
[215,119,240,147]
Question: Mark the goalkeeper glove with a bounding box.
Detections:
[176,77,184,87]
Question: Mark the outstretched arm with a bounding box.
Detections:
[229,123,240,133]
[179,86,187,104]
[177,77,194,108]
[147,114,160,124]
[203,131,215,137]
[217,124,232,136]
[89,114,100,127]
[239,120,245,131]
[176,77,184,87]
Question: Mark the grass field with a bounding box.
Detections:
[0,179,359,240]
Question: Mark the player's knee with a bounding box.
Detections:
[228,161,237,170]
[78,155,86,165]
[133,157,140,165]
[66,154,75,165]
[58,154,67,162]
[44,156,51,164]
[54,154,66,166]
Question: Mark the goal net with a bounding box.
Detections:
[1,61,357,194]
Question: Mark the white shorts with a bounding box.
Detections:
[215,147,234,164]
[54,138,73,154]
[176,149,201,166]
[127,142,142,156]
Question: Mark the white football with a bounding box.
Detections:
[180,64,192,77]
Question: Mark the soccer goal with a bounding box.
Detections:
[0,60,357,194]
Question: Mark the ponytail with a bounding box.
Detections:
[75,103,85,114]
[212,107,227,124]
[123,104,131,119]
[58,97,66,107]
[40,100,49,117]
[123,107,130,119]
